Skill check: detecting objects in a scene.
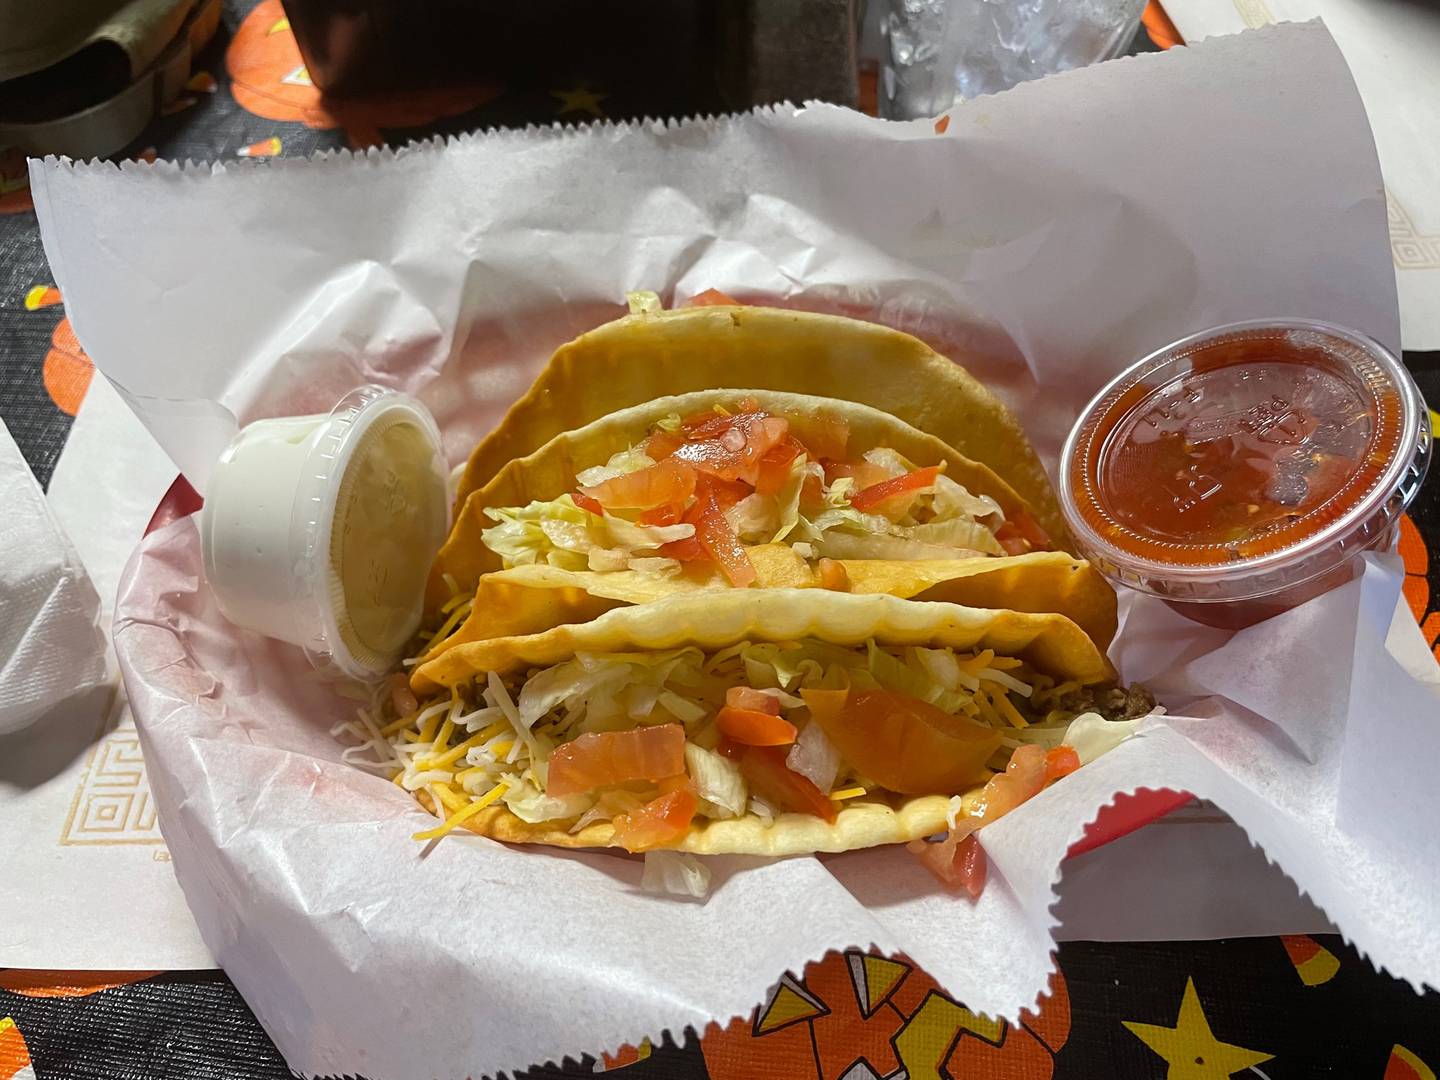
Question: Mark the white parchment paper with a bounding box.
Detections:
[30,21,1440,1079]
[1159,0,1440,350]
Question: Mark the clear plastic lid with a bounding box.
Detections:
[1059,320,1431,610]
[201,386,450,680]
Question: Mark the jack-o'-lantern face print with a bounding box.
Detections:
[701,951,1070,1080]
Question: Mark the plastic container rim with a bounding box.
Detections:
[1058,317,1430,590]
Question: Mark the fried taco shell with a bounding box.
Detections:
[394,590,1117,857]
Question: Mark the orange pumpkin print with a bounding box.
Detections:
[0,970,159,998]
[701,951,1070,1080]
[0,1016,34,1080]
[1386,1044,1437,1080]
[1399,510,1440,665]
[42,317,95,417]
[1400,513,1429,627]
[226,0,501,147]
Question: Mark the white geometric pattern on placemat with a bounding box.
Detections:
[1389,190,1440,271]
[59,704,165,846]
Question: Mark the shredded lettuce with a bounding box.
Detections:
[865,641,971,713]
[502,779,593,823]
[933,473,1004,521]
[823,475,855,508]
[1063,712,1148,763]
[627,290,663,314]
[517,657,626,728]
[786,721,841,793]
[770,455,811,542]
[725,493,776,543]
[686,743,747,819]
[571,788,647,833]
[603,514,696,551]
[862,447,915,478]
[798,505,1003,560]
[641,850,711,898]
[482,494,694,571]
[575,446,655,488]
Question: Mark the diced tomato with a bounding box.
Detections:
[817,558,850,592]
[684,288,740,306]
[754,442,802,496]
[802,688,1000,795]
[610,788,699,852]
[848,466,942,513]
[656,773,695,796]
[546,724,687,797]
[699,474,752,511]
[638,503,681,527]
[908,832,987,897]
[1044,745,1081,785]
[572,491,605,516]
[823,459,892,490]
[658,536,708,561]
[906,743,1049,896]
[728,742,837,823]
[580,458,696,512]
[970,744,1047,820]
[690,485,756,586]
[672,412,790,486]
[726,686,780,714]
[716,706,797,746]
[994,524,1028,556]
[800,470,826,513]
[646,430,685,460]
[994,509,1051,555]
[681,408,729,435]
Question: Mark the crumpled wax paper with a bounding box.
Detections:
[30,20,1440,1080]
[0,417,107,735]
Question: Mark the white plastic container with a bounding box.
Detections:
[201,386,449,679]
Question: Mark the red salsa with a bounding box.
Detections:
[1061,322,1427,627]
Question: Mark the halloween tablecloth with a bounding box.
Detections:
[2,3,1439,1077]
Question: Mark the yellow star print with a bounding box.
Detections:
[551,86,608,118]
[1123,978,1273,1079]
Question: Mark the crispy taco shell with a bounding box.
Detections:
[455,305,1062,542]
[425,548,1117,662]
[428,386,1055,615]
[409,589,1112,854]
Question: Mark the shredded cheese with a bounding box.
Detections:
[958,649,996,674]
[829,786,867,801]
[440,589,472,614]
[433,783,469,813]
[992,688,1030,729]
[380,714,417,737]
[428,729,501,770]
[431,716,455,752]
[427,601,471,648]
[413,783,509,841]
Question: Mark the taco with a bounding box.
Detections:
[424,387,1106,649]
[426,548,1118,661]
[454,302,1062,544]
[352,591,1148,892]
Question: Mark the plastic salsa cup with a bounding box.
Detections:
[200,386,450,679]
[1059,319,1431,629]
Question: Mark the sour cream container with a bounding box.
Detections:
[201,386,450,678]
[1059,320,1431,628]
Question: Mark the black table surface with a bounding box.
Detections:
[2,3,1438,1078]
